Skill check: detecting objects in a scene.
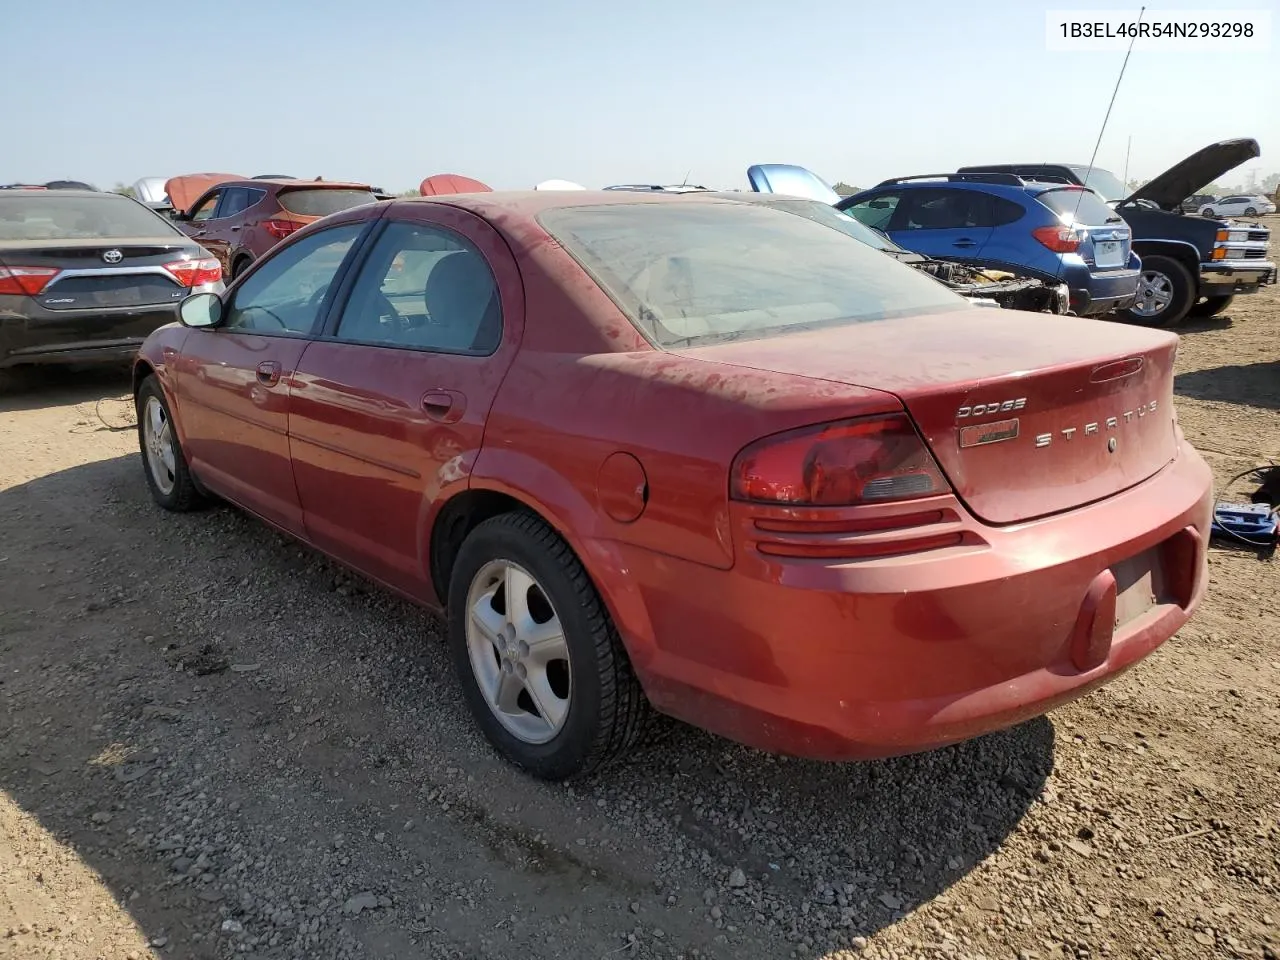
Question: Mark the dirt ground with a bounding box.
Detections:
[1,220,1277,960]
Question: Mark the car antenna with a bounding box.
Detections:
[1073,5,1145,221]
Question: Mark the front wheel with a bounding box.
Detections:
[136,375,206,511]
[447,512,651,780]
[1119,255,1196,327]
[1201,208,1216,218]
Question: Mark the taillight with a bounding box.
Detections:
[730,414,950,507]
[163,257,222,287]
[1032,225,1082,253]
[0,265,58,295]
[263,219,301,240]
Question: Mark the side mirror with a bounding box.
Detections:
[179,292,224,328]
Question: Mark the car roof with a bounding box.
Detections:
[230,178,372,189]
[0,189,124,200]
[388,190,749,218]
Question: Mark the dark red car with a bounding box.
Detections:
[168,177,380,281]
[133,191,1212,781]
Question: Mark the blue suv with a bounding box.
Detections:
[838,174,1141,316]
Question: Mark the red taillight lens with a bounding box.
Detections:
[1032,225,1082,253]
[0,265,58,295]
[730,414,950,506]
[263,219,301,240]
[163,257,222,288]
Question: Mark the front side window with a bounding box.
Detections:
[223,223,364,334]
[334,221,502,354]
[190,192,222,222]
[841,192,900,230]
[540,201,966,348]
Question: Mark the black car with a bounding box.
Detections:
[0,190,224,372]
[957,139,1276,326]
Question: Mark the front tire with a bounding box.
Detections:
[1201,208,1216,218]
[447,511,650,780]
[1120,255,1196,327]
[136,375,205,511]
[1189,294,1234,318]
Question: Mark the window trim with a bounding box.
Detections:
[217,220,378,340]
[316,217,504,358]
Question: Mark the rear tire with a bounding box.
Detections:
[1189,295,1234,318]
[447,511,651,781]
[231,257,252,281]
[1244,207,1257,217]
[136,375,205,512]
[1120,255,1196,327]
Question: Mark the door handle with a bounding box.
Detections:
[230,225,241,231]
[421,389,466,424]
[256,361,282,386]
[952,238,977,248]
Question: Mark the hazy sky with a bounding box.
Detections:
[6,0,1278,192]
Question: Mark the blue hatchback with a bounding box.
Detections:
[837,174,1141,316]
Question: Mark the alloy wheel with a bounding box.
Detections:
[1131,269,1174,320]
[464,559,572,744]
[142,396,177,496]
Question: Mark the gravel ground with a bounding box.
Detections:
[1,218,1277,960]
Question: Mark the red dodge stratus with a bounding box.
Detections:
[132,190,1212,780]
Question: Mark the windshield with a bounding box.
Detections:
[0,193,181,241]
[539,201,967,348]
[745,197,903,252]
[277,188,379,217]
[1068,166,1127,202]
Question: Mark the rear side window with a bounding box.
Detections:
[0,193,180,240]
[1036,188,1121,226]
[278,188,378,217]
[894,189,997,230]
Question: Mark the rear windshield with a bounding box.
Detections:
[1036,188,1123,226]
[277,188,378,217]
[0,193,181,241]
[749,197,900,252]
[539,201,966,348]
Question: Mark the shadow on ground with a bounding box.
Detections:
[1174,359,1280,410]
[0,363,133,414]
[0,450,1053,959]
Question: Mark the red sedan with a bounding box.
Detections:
[132,191,1212,780]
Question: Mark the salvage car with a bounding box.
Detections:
[958,139,1277,324]
[169,177,380,280]
[839,174,1141,318]
[1198,194,1277,218]
[1,190,222,372]
[711,192,1068,312]
[133,191,1211,780]
[741,164,1069,312]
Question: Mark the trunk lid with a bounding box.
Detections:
[1124,138,1259,210]
[671,310,1179,525]
[0,238,197,310]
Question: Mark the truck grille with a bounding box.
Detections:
[1246,229,1270,242]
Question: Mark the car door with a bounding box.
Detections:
[174,221,369,535]
[183,188,234,270]
[287,205,524,603]
[885,188,996,260]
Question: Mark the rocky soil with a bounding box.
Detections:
[1,217,1277,959]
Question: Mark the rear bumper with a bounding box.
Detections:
[595,443,1212,760]
[1062,263,1142,316]
[1199,260,1276,293]
[0,296,190,368]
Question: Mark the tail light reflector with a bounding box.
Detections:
[163,257,222,287]
[263,219,301,240]
[0,265,58,295]
[731,414,950,507]
[1032,225,1082,253]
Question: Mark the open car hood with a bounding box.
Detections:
[163,173,242,214]
[419,173,493,196]
[1125,139,1260,209]
[746,164,841,205]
